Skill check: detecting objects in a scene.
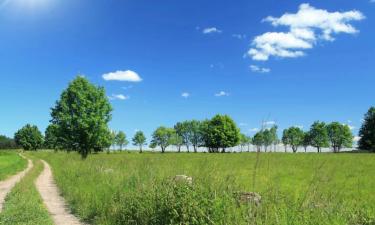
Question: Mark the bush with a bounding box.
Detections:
[14,124,44,150]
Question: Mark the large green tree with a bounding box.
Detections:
[50,76,113,158]
[132,131,147,153]
[189,120,203,153]
[302,132,311,152]
[253,131,264,152]
[359,107,375,152]
[203,115,240,153]
[327,122,353,153]
[282,127,304,153]
[174,121,191,152]
[170,131,184,152]
[115,131,128,151]
[308,121,329,153]
[150,127,174,153]
[14,124,44,151]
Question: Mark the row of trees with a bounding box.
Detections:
[0,135,18,149]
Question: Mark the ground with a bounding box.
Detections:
[0,150,374,224]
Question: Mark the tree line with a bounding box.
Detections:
[8,76,375,158]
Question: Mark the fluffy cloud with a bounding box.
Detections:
[203,27,222,34]
[250,65,271,73]
[215,91,229,97]
[181,92,190,98]
[248,3,364,61]
[103,70,142,82]
[109,94,129,101]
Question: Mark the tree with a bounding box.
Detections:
[0,135,18,149]
[115,131,128,151]
[174,121,191,152]
[132,131,147,153]
[50,76,113,159]
[203,115,240,153]
[302,132,310,152]
[359,107,375,152]
[45,124,59,150]
[14,124,44,151]
[262,129,273,152]
[282,129,289,152]
[150,127,174,153]
[239,133,247,152]
[189,120,203,153]
[253,131,264,152]
[327,122,353,153]
[308,121,329,153]
[282,127,304,153]
[170,131,184,152]
[270,125,279,152]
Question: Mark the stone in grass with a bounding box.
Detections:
[236,192,262,206]
[173,175,193,185]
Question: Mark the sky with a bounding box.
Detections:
[0,0,374,143]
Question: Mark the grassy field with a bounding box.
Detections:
[32,151,375,225]
[0,155,53,225]
[0,151,27,181]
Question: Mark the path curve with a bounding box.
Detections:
[0,154,33,212]
[35,160,84,225]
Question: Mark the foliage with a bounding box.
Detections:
[308,121,330,153]
[302,132,311,152]
[132,131,147,153]
[327,122,353,153]
[188,120,203,153]
[150,127,174,153]
[202,114,240,153]
[115,131,128,151]
[282,127,304,153]
[174,121,191,152]
[50,76,113,158]
[14,124,44,151]
[359,107,375,152]
[44,124,59,150]
[0,135,18,149]
[253,131,264,152]
[169,131,183,152]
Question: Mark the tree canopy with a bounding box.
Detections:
[359,107,375,152]
[14,124,44,151]
[282,127,304,153]
[115,131,128,151]
[327,122,353,153]
[50,76,113,158]
[132,131,147,153]
[150,127,174,153]
[308,121,330,153]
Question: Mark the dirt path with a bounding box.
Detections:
[35,160,84,225]
[0,154,33,212]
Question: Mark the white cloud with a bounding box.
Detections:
[250,65,271,73]
[181,92,190,98]
[249,128,260,132]
[215,91,229,97]
[232,34,246,39]
[103,70,142,82]
[109,94,129,101]
[203,27,222,34]
[248,3,364,61]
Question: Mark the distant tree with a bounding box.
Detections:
[110,130,117,150]
[253,131,264,152]
[132,131,147,153]
[327,122,353,153]
[189,120,203,153]
[0,135,18,149]
[50,76,113,159]
[150,127,174,153]
[45,124,59,150]
[245,135,252,152]
[203,115,240,153]
[170,131,184,152]
[262,129,273,152]
[270,125,279,152]
[359,107,375,152]
[283,127,304,153]
[308,121,330,153]
[282,129,289,152]
[302,132,311,153]
[14,124,44,151]
[239,133,247,152]
[115,131,128,151]
[174,121,191,152]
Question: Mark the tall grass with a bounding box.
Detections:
[33,151,375,225]
[0,151,27,181]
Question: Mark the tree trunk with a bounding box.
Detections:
[221,148,226,153]
[140,145,143,153]
[194,145,197,153]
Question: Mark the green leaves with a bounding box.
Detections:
[359,107,375,152]
[282,127,304,153]
[132,131,147,152]
[50,76,113,158]
[327,122,353,152]
[151,127,175,153]
[14,124,44,151]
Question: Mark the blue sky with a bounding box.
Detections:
[0,0,374,142]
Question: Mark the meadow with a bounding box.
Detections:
[0,152,26,181]
[31,151,375,225]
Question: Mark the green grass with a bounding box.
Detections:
[0,155,53,225]
[32,151,375,225]
[0,151,27,181]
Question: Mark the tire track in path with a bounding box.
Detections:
[0,154,33,212]
[35,160,84,225]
